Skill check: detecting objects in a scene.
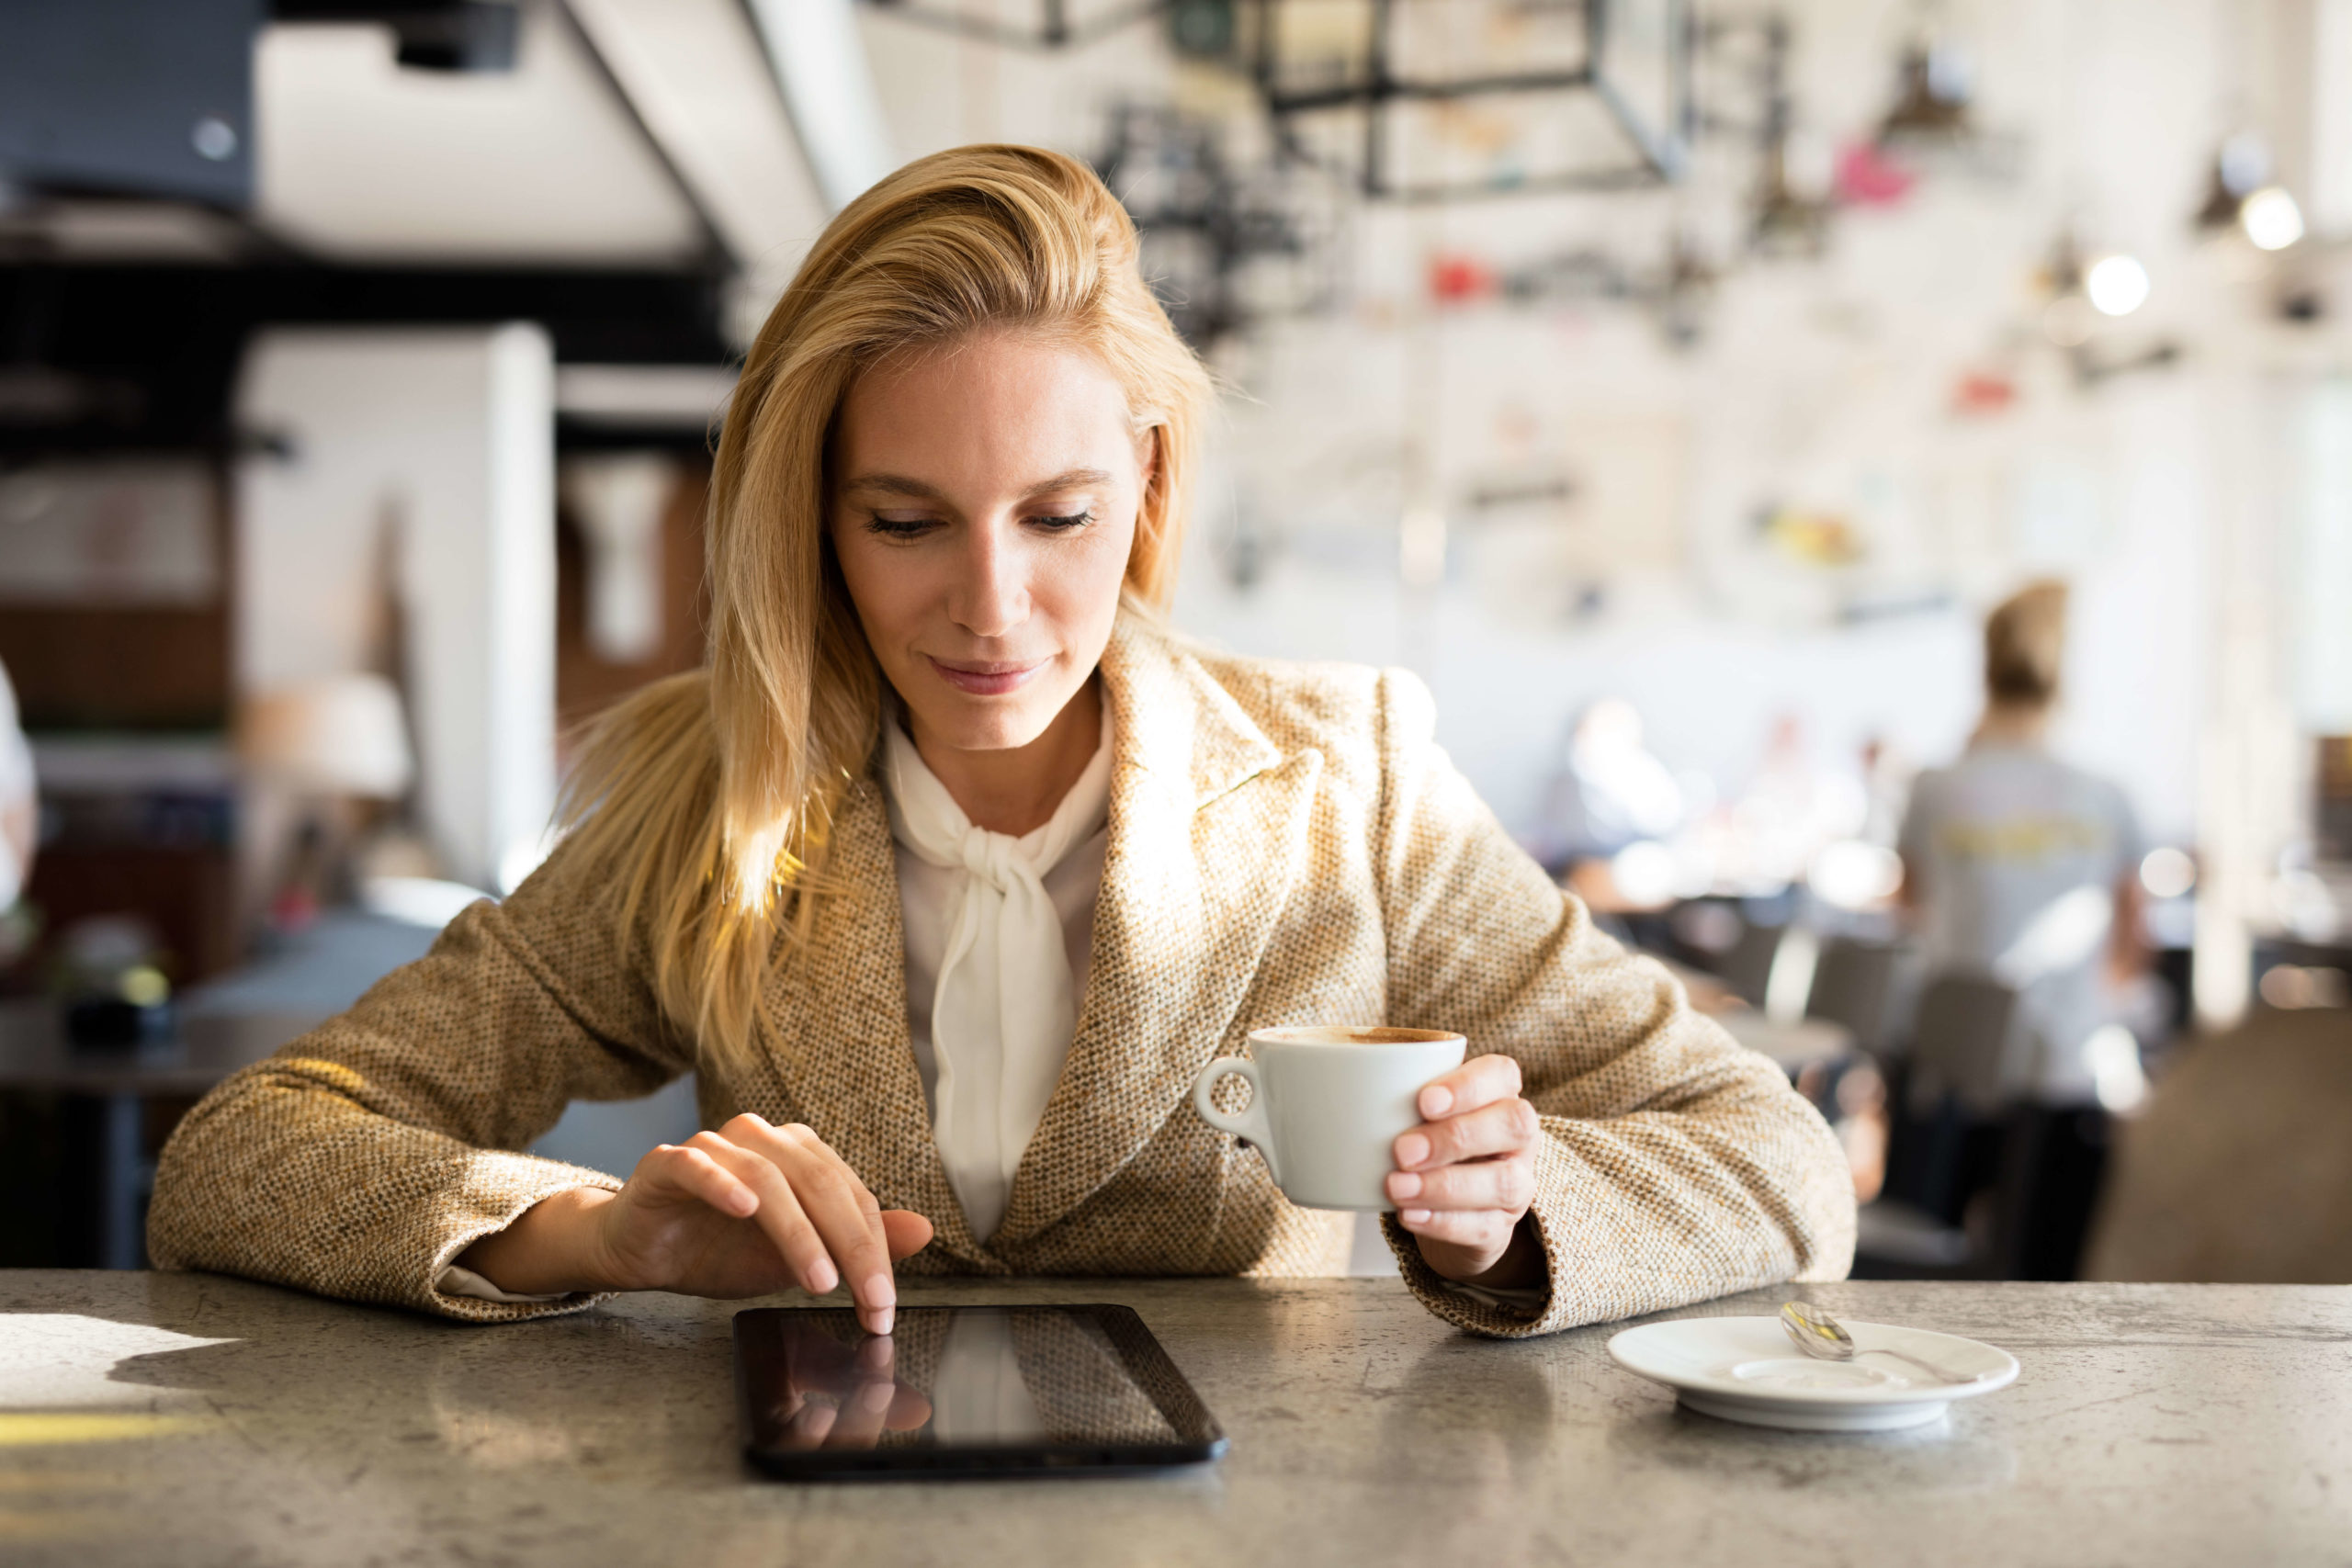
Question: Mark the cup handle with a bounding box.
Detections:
[1192,1056,1280,1188]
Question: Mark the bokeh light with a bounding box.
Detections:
[2086,254,2150,316]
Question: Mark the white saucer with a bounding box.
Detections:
[1607,1315,2019,1431]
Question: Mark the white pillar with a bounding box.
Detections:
[235,325,557,894]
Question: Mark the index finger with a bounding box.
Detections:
[1417,1052,1522,1120]
[759,1119,899,1335]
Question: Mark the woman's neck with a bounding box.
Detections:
[907,679,1102,837]
[1973,699,2052,748]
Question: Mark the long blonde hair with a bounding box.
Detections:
[557,146,1211,1079]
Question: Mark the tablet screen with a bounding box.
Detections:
[733,1304,1226,1474]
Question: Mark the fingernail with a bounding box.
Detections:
[1388,1171,1421,1200]
[868,1305,895,1337]
[1422,1087,1453,1116]
[1396,1134,1430,1168]
[860,1379,895,1414]
[1401,1209,1431,1225]
[808,1258,839,1295]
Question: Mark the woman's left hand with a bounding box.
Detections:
[1387,1053,1546,1291]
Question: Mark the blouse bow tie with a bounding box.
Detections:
[883,714,1113,1240]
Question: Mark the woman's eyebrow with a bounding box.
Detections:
[1022,468,1114,495]
[842,468,1114,499]
[842,473,948,500]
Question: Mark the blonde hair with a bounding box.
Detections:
[558,145,1212,1077]
[1984,579,2068,707]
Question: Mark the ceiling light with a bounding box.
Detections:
[1808,840,1903,909]
[1250,0,1696,203]
[2241,186,2305,251]
[2139,846,2197,899]
[1879,41,1973,144]
[1608,840,1677,908]
[2218,130,2272,197]
[2085,254,2150,316]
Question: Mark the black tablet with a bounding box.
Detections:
[733,1303,1227,1478]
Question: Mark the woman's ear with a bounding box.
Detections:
[1133,419,1162,495]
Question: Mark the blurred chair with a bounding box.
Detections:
[1905,973,2025,1116]
[1857,974,2024,1279]
[1718,920,1783,1008]
[2085,1007,2352,1283]
[1804,937,1900,1056]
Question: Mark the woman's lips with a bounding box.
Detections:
[926,657,1046,696]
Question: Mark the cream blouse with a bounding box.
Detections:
[884,704,1114,1242]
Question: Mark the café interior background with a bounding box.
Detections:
[0,0,2347,1280]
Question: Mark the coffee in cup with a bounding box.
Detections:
[1191,1025,1467,1211]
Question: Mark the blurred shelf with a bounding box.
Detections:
[30,734,235,794]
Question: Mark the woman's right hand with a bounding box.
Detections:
[459,1113,932,1333]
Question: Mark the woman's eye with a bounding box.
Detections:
[865,513,937,538]
[1031,509,1096,531]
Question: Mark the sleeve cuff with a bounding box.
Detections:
[1440,1279,1548,1314]
[415,1153,628,1323]
[1384,1210,1559,1337]
[1383,1124,1588,1338]
[435,1263,569,1304]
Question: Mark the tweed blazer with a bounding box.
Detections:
[149,615,1855,1337]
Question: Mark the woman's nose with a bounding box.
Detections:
[946,520,1029,638]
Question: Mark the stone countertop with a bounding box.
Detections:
[2,1271,2346,1567]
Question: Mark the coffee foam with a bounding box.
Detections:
[1252,1025,1463,1047]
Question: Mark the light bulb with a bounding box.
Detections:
[1808,840,1904,909]
[2218,130,2272,197]
[1608,840,1677,908]
[2085,254,2150,316]
[2241,186,2304,251]
[2139,846,2197,900]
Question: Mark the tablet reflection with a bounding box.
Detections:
[930,1310,1048,1445]
[758,1324,934,1451]
[750,1308,1181,1451]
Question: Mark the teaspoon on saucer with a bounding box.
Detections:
[1780,1301,1992,1386]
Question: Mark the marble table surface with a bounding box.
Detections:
[2,1271,2346,1567]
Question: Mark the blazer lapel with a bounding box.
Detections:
[990,615,1316,1247]
[755,777,999,1271]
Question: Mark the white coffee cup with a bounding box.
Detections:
[1191,1025,1468,1211]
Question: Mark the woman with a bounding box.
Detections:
[151,146,1853,1339]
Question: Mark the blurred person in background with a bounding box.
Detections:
[1736,713,1867,895]
[1896,580,2145,1275]
[1535,698,1687,920]
[1547,698,1685,867]
[1857,732,1916,852]
[0,659,35,920]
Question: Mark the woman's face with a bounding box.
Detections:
[829,330,1149,758]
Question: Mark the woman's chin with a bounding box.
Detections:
[901,695,1067,756]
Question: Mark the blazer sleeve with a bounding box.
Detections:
[146,834,694,1323]
[1367,669,1857,1338]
